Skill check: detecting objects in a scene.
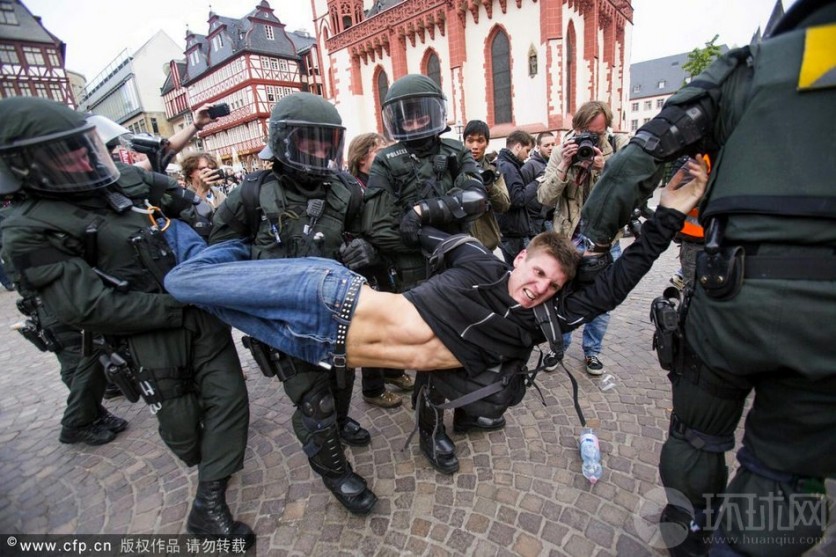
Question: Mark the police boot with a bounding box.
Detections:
[301,384,377,514]
[59,422,116,445]
[309,430,377,515]
[187,477,255,549]
[452,408,506,433]
[659,504,709,557]
[418,387,459,475]
[95,405,128,433]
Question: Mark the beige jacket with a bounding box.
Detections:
[469,157,511,250]
[537,132,629,239]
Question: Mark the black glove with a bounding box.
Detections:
[339,238,379,270]
[576,251,613,284]
[399,210,423,247]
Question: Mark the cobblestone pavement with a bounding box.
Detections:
[0,234,741,556]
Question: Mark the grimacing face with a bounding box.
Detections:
[507,248,569,309]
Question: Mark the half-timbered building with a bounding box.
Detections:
[175,1,324,171]
[0,0,74,107]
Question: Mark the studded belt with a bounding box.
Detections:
[331,274,365,386]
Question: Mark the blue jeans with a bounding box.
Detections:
[163,221,363,368]
[563,239,622,357]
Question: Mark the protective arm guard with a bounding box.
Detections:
[417,189,488,227]
[630,101,713,161]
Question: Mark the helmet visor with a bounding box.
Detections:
[275,121,345,175]
[0,125,119,194]
[383,96,447,141]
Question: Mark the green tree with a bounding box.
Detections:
[682,34,722,82]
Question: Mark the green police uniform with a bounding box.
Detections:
[210,91,377,515]
[363,138,485,289]
[363,74,490,476]
[581,2,836,555]
[0,99,253,543]
[2,179,249,482]
[0,213,109,436]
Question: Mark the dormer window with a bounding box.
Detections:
[212,34,224,51]
[657,80,666,89]
[265,25,274,40]
[190,50,199,65]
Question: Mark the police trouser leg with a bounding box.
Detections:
[284,370,377,514]
[417,382,459,475]
[131,309,249,480]
[659,361,750,556]
[190,315,249,482]
[711,372,836,557]
[57,338,106,429]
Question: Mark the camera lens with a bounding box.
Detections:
[576,143,595,161]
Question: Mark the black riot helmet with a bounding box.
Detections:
[268,92,345,177]
[382,74,448,142]
[0,97,120,195]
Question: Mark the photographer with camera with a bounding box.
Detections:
[182,152,227,209]
[538,101,628,376]
[463,120,510,251]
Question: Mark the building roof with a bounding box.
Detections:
[367,0,405,18]
[160,60,187,95]
[0,0,62,45]
[183,1,311,83]
[629,46,728,100]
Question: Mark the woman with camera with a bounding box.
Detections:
[182,152,228,209]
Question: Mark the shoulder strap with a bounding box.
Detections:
[427,234,480,275]
[217,169,273,240]
[331,171,364,228]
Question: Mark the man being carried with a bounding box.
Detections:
[164,160,706,450]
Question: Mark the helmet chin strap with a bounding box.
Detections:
[404,136,439,158]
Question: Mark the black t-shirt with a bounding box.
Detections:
[403,207,685,377]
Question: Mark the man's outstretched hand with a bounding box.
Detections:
[658,155,708,215]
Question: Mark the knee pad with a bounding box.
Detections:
[299,387,337,433]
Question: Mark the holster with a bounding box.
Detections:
[695,246,744,300]
[129,226,176,289]
[100,352,142,403]
[650,287,683,371]
[241,335,298,381]
[13,319,50,352]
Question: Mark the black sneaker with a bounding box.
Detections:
[59,422,116,445]
[95,408,128,433]
[339,417,371,447]
[585,355,604,376]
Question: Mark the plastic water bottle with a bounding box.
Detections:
[579,428,603,485]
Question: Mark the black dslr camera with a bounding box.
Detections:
[572,131,599,162]
[480,167,497,186]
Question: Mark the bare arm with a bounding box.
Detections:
[134,105,216,171]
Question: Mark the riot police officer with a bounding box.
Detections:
[210,92,377,515]
[355,74,489,475]
[0,97,253,545]
[580,1,836,555]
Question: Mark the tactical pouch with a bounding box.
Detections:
[100,352,141,403]
[241,335,298,381]
[650,287,683,371]
[695,246,744,300]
